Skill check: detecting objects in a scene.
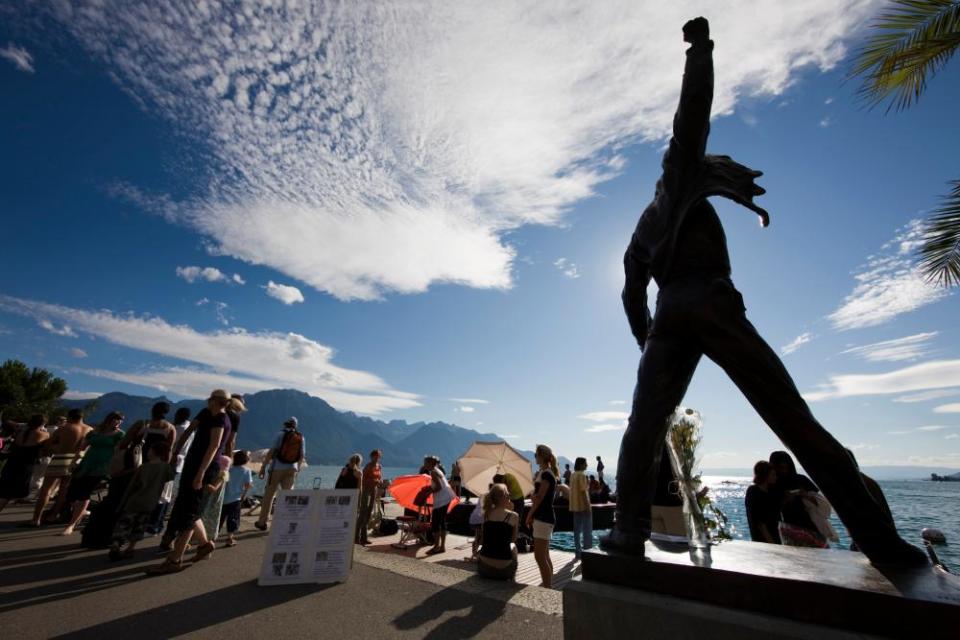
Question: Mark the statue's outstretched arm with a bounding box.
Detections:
[667,17,714,173]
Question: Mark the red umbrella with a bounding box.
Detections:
[388,474,459,513]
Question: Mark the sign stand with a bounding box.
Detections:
[258,488,359,586]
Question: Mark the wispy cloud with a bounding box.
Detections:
[70,348,88,358]
[840,332,938,363]
[579,411,630,422]
[455,406,476,413]
[805,359,960,402]
[554,258,580,280]
[46,1,875,300]
[828,220,949,330]
[934,403,960,414]
[176,265,244,285]
[780,332,813,356]
[0,294,417,414]
[263,281,304,305]
[0,43,34,73]
[450,398,490,405]
[894,389,959,403]
[819,116,831,128]
[609,400,627,406]
[61,390,104,400]
[946,434,959,440]
[196,298,230,325]
[887,425,952,435]
[584,424,627,433]
[39,319,77,337]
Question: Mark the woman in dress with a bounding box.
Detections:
[335,453,362,489]
[62,412,125,535]
[0,415,50,514]
[477,483,519,580]
[526,444,558,588]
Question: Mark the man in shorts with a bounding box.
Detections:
[29,409,91,527]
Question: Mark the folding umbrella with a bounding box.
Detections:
[458,441,533,499]
[388,474,459,512]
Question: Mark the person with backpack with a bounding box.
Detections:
[254,417,305,532]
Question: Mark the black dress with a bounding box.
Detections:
[335,466,359,489]
[0,442,41,500]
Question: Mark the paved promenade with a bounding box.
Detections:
[0,504,562,639]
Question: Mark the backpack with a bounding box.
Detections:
[275,428,303,464]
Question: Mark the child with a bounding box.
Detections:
[220,450,253,547]
[109,441,175,560]
[199,454,232,543]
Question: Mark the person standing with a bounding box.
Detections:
[224,394,246,457]
[61,412,125,535]
[109,441,175,560]
[569,457,593,558]
[527,444,559,587]
[220,450,253,547]
[254,417,305,532]
[149,390,234,573]
[562,464,572,486]
[745,460,781,544]
[769,451,826,548]
[424,455,455,555]
[356,449,381,545]
[30,409,91,526]
[335,454,362,489]
[595,456,605,485]
[29,416,64,499]
[0,415,50,515]
[148,407,193,535]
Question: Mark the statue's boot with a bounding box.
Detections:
[598,528,647,556]
[850,530,929,568]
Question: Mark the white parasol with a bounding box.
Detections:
[458,441,534,499]
[244,448,271,474]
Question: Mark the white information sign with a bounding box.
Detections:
[258,488,359,586]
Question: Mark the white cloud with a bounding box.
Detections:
[554,258,581,280]
[819,116,831,128]
[176,265,244,284]
[946,434,959,440]
[584,423,627,433]
[840,332,938,363]
[579,411,630,422]
[828,220,949,330]
[0,294,417,414]
[61,390,104,400]
[894,389,959,403]
[39,319,77,337]
[456,406,476,413]
[849,443,878,450]
[887,425,952,435]
[804,359,960,402]
[263,281,304,305]
[780,332,813,356]
[0,43,34,73]
[47,1,877,300]
[934,403,960,414]
[450,398,490,405]
[70,348,88,358]
[824,97,834,105]
[609,400,627,406]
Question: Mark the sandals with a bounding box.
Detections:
[145,559,185,575]
[193,541,215,562]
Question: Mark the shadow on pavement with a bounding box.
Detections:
[48,579,334,640]
[393,575,524,640]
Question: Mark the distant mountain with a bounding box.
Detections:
[62,389,551,469]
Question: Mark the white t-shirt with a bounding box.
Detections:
[432,470,455,508]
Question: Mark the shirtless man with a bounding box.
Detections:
[29,409,91,526]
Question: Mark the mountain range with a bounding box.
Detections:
[64,389,573,470]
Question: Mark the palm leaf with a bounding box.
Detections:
[851,0,960,111]
[919,180,960,286]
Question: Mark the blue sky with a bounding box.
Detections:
[2,2,959,470]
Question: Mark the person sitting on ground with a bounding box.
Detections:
[356,449,382,545]
[148,389,234,574]
[769,451,826,548]
[527,444,559,588]
[477,483,519,580]
[0,415,50,515]
[220,450,252,547]
[745,460,781,544]
[62,412,125,535]
[424,455,455,555]
[29,409,91,526]
[109,441,176,560]
[335,453,363,489]
[255,416,305,532]
[569,457,593,558]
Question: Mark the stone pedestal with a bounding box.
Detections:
[567,540,960,639]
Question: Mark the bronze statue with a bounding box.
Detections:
[602,17,927,567]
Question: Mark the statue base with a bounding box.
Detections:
[571,540,959,638]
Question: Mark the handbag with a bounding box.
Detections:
[108,419,145,476]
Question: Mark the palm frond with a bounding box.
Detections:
[851,0,960,111]
[919,180,960,287]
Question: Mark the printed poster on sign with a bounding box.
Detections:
[258,488,359,586]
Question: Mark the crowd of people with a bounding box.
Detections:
[0,388,312,577]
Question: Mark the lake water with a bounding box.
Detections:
[265,467,958,571]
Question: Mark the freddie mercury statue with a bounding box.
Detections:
[601,17,927,567]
